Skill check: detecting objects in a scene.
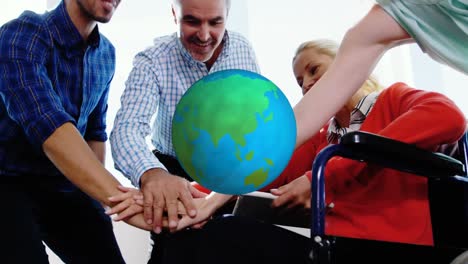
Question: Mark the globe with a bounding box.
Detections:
[172,69,296,195]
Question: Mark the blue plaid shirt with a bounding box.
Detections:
[110,31,260,186]
[0,1,115,177]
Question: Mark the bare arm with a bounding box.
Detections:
[294,4,411,147]
[43,123,153,231]
[43,122,122,206]
[87,140,106,165]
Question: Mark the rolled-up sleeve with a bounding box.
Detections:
[0,18,74,148]
[110,52,166,186]
[84,78,111,142]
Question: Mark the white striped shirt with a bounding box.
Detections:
[327,91,380,144]
[110,31,260,186]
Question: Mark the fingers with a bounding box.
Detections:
[165,197,179,232]
[177,200,187,215]
[270,188,284,196]
[175,215,205,231]
[138,171,201,234]
[175,216,191,231]
[271,185,291,207]
[113,205,144,221]
[105,198,133,216]
[272,191,293,208]
[179,186,197,217]
[152,194,165,234]
[142,191,154,225]
[117,185,133,192]
[190,184,208,198]
[108,191,139,203]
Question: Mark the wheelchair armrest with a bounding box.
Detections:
[339,131,465,178]
[310,131,466,237]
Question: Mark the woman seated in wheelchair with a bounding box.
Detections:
[267,39,467,246]
[179,39,466,245]
[108,39,467,263]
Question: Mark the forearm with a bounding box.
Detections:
[43,122,121,206]
[87,140,106,164]
[294,32,386,148]
[294,5,410,148]
[110,53,161,186]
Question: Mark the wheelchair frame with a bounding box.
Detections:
[309,131,468,263]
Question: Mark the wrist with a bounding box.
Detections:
[139,168,167,187]
[206,193,234,212]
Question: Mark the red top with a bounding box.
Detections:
[263,82,466,246]
[192,83,466,246]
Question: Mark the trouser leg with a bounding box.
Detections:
[0,181,49,264]
[38,189,125,264]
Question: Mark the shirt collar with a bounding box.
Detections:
[327,91,380,143]
[176,30,231,67]
[47,1,101,57]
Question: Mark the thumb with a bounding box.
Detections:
[270,185,288,195]
[190,185,208,198]
[176,216,192,231]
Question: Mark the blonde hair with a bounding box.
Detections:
[293,39,383,94]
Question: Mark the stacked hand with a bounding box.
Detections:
[106,184,232,233]
[105,172,312,233]
[271,175,311,209]
[175,192,233,230]
[105,169,208,233]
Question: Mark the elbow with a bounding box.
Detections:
[442,105,467,142]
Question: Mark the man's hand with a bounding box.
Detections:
[271,175,311,209]
[140,168,205,233]
[105,185,144,221]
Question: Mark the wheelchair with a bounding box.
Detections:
[309,131,468,264]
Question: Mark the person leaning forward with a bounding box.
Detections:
[109,0,260,259]
[0,0,151,263]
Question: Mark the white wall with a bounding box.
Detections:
[2,1,468,264]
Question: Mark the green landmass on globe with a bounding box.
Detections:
[172,69,296,195]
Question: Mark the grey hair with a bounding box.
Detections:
[172,0,231,12]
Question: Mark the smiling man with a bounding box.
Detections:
[110,0,260,258]
[0,0,152,263]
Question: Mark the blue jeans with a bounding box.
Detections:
[0,176,125,264]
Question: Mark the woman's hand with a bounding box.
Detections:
[271,175,311,209]
[175,192,233,231]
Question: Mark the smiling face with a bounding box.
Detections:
[76,0,121,23]
[292,47,334,95]
[172,0,227,66]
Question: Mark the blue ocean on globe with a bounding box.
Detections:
[172,69,296,195]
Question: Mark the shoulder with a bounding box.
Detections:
[377,82,464,123]
[147,34,178,57]
[98,33,116,55]
[0,11,51,58]
[381,82,451,102]
[15,10,47,26]
[226,30,255,49]
[128,34,178,76]
[0,10,48,37]
[135,34,178,64]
